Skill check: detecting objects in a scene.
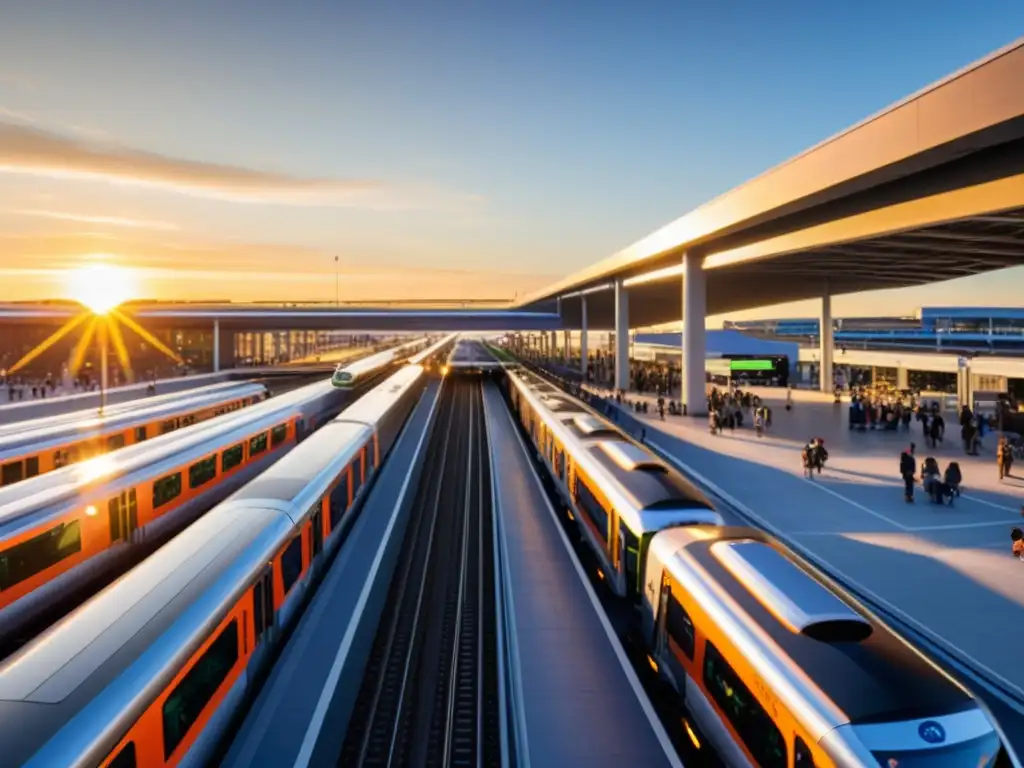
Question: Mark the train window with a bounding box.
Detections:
[554,448,565,480]
[794,736,814,766]
[281,537,303,595]
[329,475,349,531]
[161,619,239,760]
[366,442,376,473]
[25,456,39,478]
[222,443,243,472]
[0,520,82,591]
[270,424,287,448]
[353,454,364,492]
[134,426,147,442]
[665,591,695,660]
[249,432,269,457]
[703,642,787,768]
[105,741,137,768]
[109,497,122,542]
[1,461,23,486]
[153,472,183,509]
[106,433,126,451]
[160,419,177,435]
[310,505,324,558]
[189,456,217,490]
[54,450,68,470]
[573,476,608,544]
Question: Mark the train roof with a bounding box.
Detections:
[335,365,423,425]
[0,381,335,538]
[0,382,269,459]
[583,440,713,514]
[338,338,430,377]
[213,366,418,509]
[230,420,370,507]
[0,502,291,767]
[0,380,264,440]
[508,369,719,533]
[649,527,975,737]
[409,334,458,364]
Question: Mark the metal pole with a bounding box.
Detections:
[99,320,109,413]
[334,256,339,306]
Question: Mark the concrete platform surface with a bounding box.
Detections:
[483,383,680,768]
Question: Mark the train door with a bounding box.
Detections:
[310,507,324,560]
[621,525,640,598]
[108,489,139,544]
[252,565,276,647]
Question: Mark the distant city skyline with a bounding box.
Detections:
[2,1,1023,323]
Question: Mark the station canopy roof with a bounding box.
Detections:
[516,39,1024,330]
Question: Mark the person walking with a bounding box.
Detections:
[900,443,917,503]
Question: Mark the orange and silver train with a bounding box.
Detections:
[504,366,722,598]
[508,365,1007,767]
[0,381,269,488]
[0,380,344,647]
[0,364,427,767]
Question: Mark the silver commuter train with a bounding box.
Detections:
[0,381,265,439]
[0,380,344,648]
[642,526,1005,767]
[331,337,432,389]
[0,364,427,768]
[504,366,722,598]
[0,382,268,455]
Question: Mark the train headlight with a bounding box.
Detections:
[85,505,98,517]
[441,366,449,376]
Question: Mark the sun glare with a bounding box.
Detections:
[67,263,138,314]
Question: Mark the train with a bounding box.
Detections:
[0,381,269,488]
[0,364,429,767]
[0,379,344,648]
[504,365,1006,768]
[504,366,722,598]
[331,337,433,389]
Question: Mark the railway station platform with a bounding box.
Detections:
[589,384,1024,719]
[481,382,681,768]
[448,338,501,370]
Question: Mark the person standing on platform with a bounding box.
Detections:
[997,436,1014,479]
[900,444,917,503]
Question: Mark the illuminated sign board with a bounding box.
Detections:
[729,359,776,372]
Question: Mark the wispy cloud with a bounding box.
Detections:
[2,207,179,231]
[0,121,475,210]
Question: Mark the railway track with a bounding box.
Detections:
[339,377,501,768]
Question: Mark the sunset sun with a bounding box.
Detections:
[67,263,139,314]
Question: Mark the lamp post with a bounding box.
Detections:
[99,319,109,413]
[334,256,339,307]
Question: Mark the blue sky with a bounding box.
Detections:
[1,0,1022,321]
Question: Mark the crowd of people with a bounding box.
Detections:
[707,386,773,436]
[2,368,171,403]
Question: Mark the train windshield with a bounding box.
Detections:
[871,731,1002,768]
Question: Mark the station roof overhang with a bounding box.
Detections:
[0,305,564,332]
[519,39,1024,331]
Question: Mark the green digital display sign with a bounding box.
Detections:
[729,359,776,372]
